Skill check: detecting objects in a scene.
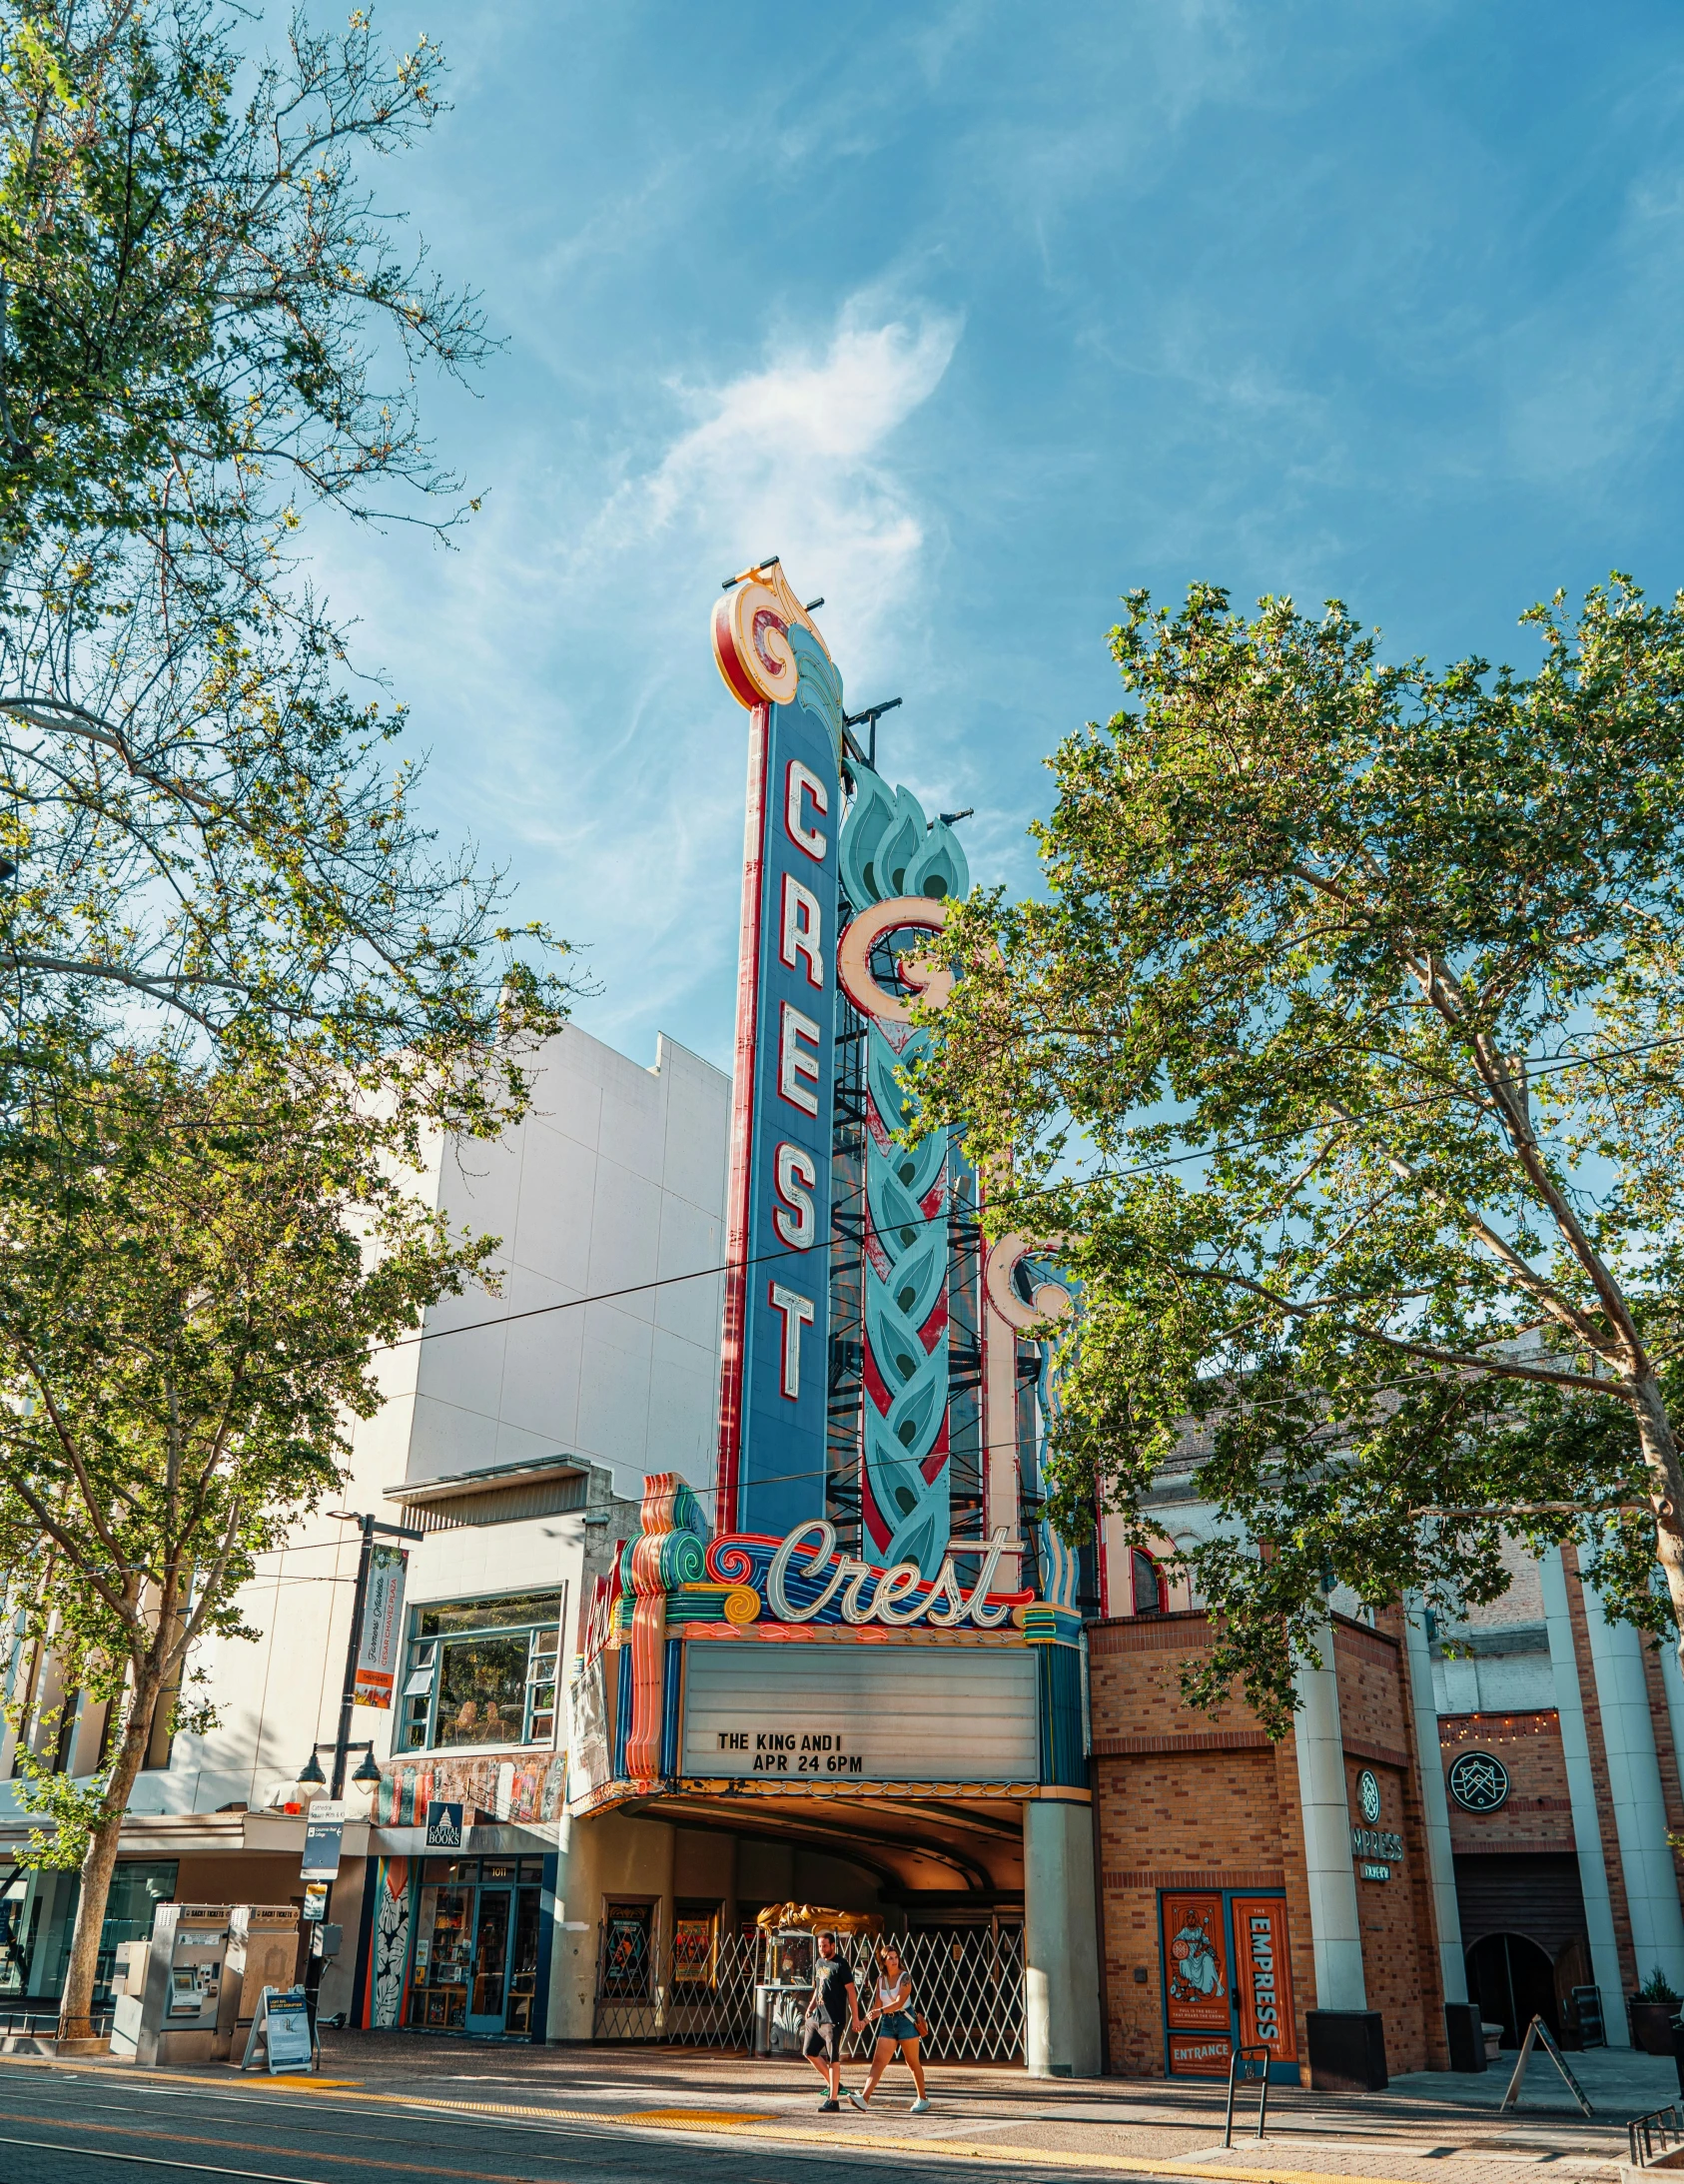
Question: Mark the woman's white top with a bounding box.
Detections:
[878,1971,910,2009]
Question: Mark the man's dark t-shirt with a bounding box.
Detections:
[814,1956,853,2024]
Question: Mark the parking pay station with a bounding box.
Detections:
[127,1901,301,2067]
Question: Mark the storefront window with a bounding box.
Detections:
[400,1594,561,1753]
[0,1859,176,2004]
[406,1855,547,2038]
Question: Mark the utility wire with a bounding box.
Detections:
[381,1024,1684,1353]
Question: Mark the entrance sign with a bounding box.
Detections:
[681,1642,1037,1782]
[354,1545,409,1708]
[1162,1891,1231,2074]
[712,564,844,1539]
[300,1798,345,1881]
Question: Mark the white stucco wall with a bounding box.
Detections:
[116,1022,729,1818]
[402,1025,729,1507]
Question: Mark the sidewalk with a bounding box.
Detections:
[272,2030,1678,2182]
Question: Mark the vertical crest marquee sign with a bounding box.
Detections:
[712,566,844,1537]
[711,558,1082,1605]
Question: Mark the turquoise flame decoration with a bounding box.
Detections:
[839,763,969,1577]
[788,623,844,765]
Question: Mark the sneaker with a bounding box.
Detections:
[846,2089,868,2110]
[819,2097,840,2112]
[910,2097,931,2113]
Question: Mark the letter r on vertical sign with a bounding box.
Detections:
[768,1284,815,1399]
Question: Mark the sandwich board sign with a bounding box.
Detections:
[242,1985,314,2073]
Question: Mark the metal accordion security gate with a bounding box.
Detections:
[591,1918,1025,2063]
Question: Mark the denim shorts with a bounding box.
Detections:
[876,2010,919,2043]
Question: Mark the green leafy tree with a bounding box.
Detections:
[0,1044,502,2040]
[0,0,573,2036]
[915,577,1684,1730]
[0,1,560,1101]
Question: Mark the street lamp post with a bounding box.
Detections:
[297,1511,422,2050]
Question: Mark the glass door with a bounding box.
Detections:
[408,1883,471,2030]
[504,1885,542,2036]
[467,1888,511,2034]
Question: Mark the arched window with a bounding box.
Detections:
[1131,1548,1164,1617]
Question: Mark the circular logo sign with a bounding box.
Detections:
[1356,1768,1382,1823]
[1448,1750,1510,1813]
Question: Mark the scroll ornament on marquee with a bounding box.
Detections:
[712,559,832,712]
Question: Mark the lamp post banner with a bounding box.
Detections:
[353,1544,409,1709]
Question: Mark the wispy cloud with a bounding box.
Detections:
[592,299,962,677]
[316,293,962,1065]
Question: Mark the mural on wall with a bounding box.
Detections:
[375,1752,567,1827]
[369,1856,412,2030]
[836,766,971,1579]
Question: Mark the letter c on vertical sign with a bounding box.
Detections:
[785,760,829,858]
[772,1143,817,1248]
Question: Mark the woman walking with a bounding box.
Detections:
[848,1942,930,2113]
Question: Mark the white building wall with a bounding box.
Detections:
[404,1027,729,1508]
[116,1023,728,1819]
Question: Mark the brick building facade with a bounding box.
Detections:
[1091,1606,1449,2082]
[1091,1512,1684,2083]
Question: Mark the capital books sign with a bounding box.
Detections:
[353,1545,408,1709]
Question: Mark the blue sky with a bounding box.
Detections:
[314,0,1684,1075]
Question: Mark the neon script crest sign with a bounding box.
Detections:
[712,563,843,1536]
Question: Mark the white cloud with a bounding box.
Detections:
[309,293,964,1069]
[597,299,962,675]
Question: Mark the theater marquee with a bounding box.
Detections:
[681,1641,1039,1783]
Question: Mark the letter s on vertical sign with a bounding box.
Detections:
[772,1143,817,1248]
[785,760,828,858]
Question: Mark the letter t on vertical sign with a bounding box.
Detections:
[711,571,843,1536]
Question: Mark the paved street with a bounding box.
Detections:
[0,2036,1673,2184]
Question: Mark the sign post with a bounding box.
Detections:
[300,1799,345,1882]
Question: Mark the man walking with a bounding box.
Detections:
[802,1929,864,2111]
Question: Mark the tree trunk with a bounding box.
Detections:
[54,1668,160,2043]
[1632,1375,1684,1674]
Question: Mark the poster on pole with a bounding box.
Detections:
[354,1545,409,1709]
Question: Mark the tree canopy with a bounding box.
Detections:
[916,576,1684,1728]
[0,1,565,1125]
[0,1042,495,2030]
